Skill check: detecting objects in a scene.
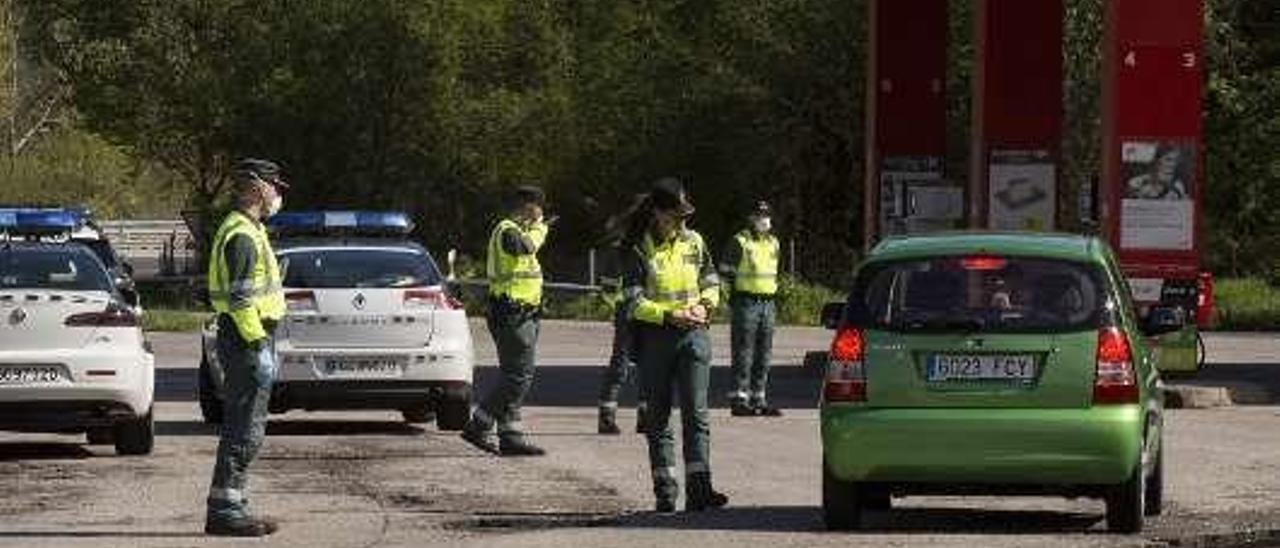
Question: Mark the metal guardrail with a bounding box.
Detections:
[100,220,198,278]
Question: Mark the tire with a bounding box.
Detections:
[86,427,113,445]
[114,408,155,456]
[1106,453,1147,533]
[864,489,892,511]
[1145,436,1164,517]
[822,458,866,531]
[402,406,436,424]
[198,356,224,424]
[436,385,472,431]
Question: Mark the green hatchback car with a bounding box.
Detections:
[820,232,1184,533]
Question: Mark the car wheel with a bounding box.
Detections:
[114,407,155,456]
[822,457,866,531]
[198,356,224,424]
[402,406,436,424]
[1105,453,1146,533]
[436,385,472,431]
[864,488,892,511]
[86,427,113,445]
[1144,437,1164,516]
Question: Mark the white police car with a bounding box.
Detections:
[199,211,474,430]
[0,209,156,455]
[0,206,141,312]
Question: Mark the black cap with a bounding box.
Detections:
[649,177,695,217]
[750,200,771,216]
[234,158,288,189]
[505,185,545,210]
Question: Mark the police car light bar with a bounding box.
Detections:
[0,208,86,235]
[267,211,415,236]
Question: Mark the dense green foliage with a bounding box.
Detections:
[5,0,1280,287]
[1212,278,1280,331]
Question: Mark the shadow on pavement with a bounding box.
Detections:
[1175,363,1280,404]
[0,531,204,539]
[619,505,1104,534]
[156,419,426,437]
[0,442,93,461]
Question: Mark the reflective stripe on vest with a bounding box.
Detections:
[207,211,285,321]
[642,231,705,311]
[486,218,544,305]
[733,231,779,295]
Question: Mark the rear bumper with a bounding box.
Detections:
[821,405,1142,487]
[271,380,469,412]
[0,400,142,432]
[0,349,155,421]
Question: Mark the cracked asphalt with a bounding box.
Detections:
[0,323,1278,547]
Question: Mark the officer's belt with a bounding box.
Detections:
[208,282,284,301]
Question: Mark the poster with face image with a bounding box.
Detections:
[1120,141,1196,251]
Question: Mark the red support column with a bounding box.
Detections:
[970,0,1064,231]
[863,0,953,248]
[1101,0,1205,304]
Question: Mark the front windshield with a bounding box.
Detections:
[849,256,1111,333]
[280,248,442,289]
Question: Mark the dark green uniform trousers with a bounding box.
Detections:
[207,315,274,523]
[476,304,540,442]
[637,324,712,502]
[729,294,776,406]
[598,307,638,405]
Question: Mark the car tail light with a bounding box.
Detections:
[285,290,317,311]
[1196,271,1214,329]
[404,289,463,310]
[65,305,138,327]
[960,255,1008,271]
[824,327,866,403]
[1093,327,1138,404]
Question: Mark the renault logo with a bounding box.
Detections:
[8,308,27,326]
[352,293,366,310]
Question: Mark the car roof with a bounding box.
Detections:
[868,231,1105,264]
[275,238,429,254]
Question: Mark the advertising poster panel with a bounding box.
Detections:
[987,149,1056,231]
[879,156,961,237]
[1119,140,1196,251]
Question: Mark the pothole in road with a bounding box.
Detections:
[443,511,621,533]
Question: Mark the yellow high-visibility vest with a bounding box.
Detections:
[208,210,284,342]
[733,230,779,295]
[486,218,547,306]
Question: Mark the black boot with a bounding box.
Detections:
[754,402,783,417]
[499,436,546,457]
[730,400,755,417]
[685,472,728,512]
[598,406,621,435]
[205,515,278,537]
[460,418,499,455]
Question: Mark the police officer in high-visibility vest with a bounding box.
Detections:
[461,185,551,457]
[205,158,288,537]
[621,178,728,513]
[595,238,645,435]
[719,201,782,417]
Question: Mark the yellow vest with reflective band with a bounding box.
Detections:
[486,218,546,306]
[633,230,720,325]
[208,210,285,342]
[733,230,779,295]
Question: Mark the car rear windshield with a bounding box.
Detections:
[848,256,1112,333]
[281,248,442,289]
[0,245,112,291]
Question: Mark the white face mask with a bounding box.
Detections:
[267,194,283,216]
[752,217,772,233]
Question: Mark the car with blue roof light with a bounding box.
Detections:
[199,211,474,430]
[0,208,156,455]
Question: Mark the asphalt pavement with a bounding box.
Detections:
[0,323,1278,547]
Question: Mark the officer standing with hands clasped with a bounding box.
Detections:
[204,158,289,537]
[621,178,729,513]
[462,185,552,457]
[720,201,783,417]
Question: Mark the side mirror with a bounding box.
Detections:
[1143,305,1185,337]
[115,277,140,308]
[122,262,135,278]
[446,248,458,281]
[820,302,846,330]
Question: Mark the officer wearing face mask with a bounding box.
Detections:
[719,201,782,417]
[204,158,288,537]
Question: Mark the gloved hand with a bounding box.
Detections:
[252,339,278,386]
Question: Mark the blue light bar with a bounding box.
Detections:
[0,208,86,234]
[266,210,414,235]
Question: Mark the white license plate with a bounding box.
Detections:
[321,358,405,377]
[0,366,65,385]
[927,354,1037,382]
